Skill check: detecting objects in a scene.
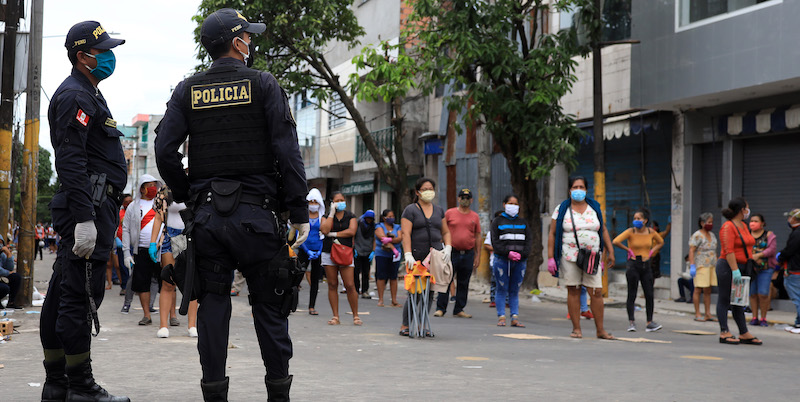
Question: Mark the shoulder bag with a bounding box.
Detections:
[732,223,758,278]
[331,213,354,266]
[569,208,600,275]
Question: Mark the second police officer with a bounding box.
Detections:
[154,8,309,402]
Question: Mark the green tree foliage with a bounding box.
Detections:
[194,1,421,205]
[13,144,56,224]
[408,0,595,287]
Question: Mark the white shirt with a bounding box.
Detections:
[484,235,494,266]
[138,198,155,248]
[552,206,601,262]
[166,202,187,230]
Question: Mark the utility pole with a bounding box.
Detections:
[0,0,21,237]
[18,0,43,306]
[591,0,609,296]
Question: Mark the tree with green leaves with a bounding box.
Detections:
[194,0,425,206]
[408,0,594,287]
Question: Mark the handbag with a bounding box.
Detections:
[569,208,600,275]
[331,240,354,266]
[732,223,758,278]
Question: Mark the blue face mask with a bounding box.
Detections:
[85,50,116,81]
[336,202,346,211]
[633,220,644,229]
[570,189,586,202]
[385,218,395,226]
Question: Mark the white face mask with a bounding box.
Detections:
[505,204,520,217]
[308,204,320,212]
[233,36,250,64]
[419,190,435,203]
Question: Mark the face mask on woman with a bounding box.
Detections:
[743,208,751,220]
[749,221,762,231]
[505,204,520,217]
[385,218,395,226]
[570,189,586,202]
[632,220,644,229]
[419,190,435,203]
[336,202,347,211]
[308,204,320,212]
[144,186,158,199]
[703,223,713,231]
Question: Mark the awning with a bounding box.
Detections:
[719,105,793,136]
[341,181,374,196]
[577,110,663,142]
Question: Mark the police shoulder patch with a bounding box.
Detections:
[76,109,90,126]
[190,79,252,110]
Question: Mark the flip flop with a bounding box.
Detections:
[597,333,616,340]
[694,317,707,322]
[308,308,318,316]
[719,336,739,345]
[377,302,385,307]
[510,320,526,328]
[497,317,507,327]
[570,331,582,339]
[706,317,718,322]
[391,302,402,308]
[739,337,762,345]
[399,328,409,336]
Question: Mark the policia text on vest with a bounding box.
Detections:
[191,79,251,109]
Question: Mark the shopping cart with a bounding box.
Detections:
[405,261,435,338]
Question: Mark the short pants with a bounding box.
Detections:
[160,227,183,254]
[750,268,775,296]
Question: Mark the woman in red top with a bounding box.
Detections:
[716,197,762,345]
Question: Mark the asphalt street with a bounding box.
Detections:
[2,251,799,401]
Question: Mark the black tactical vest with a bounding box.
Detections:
[184,64,274,180]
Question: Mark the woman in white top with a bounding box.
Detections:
[149,188,198,338]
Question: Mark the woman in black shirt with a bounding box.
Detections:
[320,191,360,325]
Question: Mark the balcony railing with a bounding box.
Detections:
[355,127,394,164]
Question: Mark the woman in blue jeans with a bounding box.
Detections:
[747,214,777,326]
[491,195,531,327]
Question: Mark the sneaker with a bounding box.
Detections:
[119,289,125,296]
[627,322,636,332]
[361,293,371,299]
[157,327,169,338]
[581,310,594,320]
[231,290,239,296]
[749,318,759,326]
[149,307,157,313]
[759,319,769,327]
[433,310,444,317]
[489,302,496,308]
[674,297,686,303]
[450,296,456,302]
[121,304,130,314]
[169,317,180,327]
[138,317,152,326]
[188,327,198,337]
[646,322,663,332]
[454,311,472,318]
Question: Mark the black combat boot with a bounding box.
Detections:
[65,359,130,401]
[265,375,292,402]
[200,377,229,402]
[42,358,68,402]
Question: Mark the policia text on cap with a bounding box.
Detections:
[154,8,310,401]
[39,21,130,402]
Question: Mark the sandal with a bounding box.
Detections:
[398,328,409,336]
[706,317,718,322]
[719,336,739,345]
[377,302,385,307]
[308,308,318,316]
[596,332,615,340]
[570,331,583,339]
[739,337,762,345]
[694,317,707,322]
[391,302,402,308]
[497,316,506,327]
[510,319,526,328]
[353,316,363,326]
[327,317,340,325]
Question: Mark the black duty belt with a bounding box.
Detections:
[198,190,279,212]
[454,249,474,255]
[106,184,123,204]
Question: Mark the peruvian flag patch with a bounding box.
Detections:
[76,109,89,126]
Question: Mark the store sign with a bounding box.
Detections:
[341,181,374,196]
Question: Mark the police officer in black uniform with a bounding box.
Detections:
[154,9,309,402]
[39,21,129,402]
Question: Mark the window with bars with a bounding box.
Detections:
[328,93,347,130]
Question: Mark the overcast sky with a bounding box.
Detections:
[29,0,202,162]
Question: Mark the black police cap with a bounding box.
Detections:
[201,8,266,49]
[65,21,125,51]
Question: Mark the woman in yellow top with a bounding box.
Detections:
[613,208,664,333]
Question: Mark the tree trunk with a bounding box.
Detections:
[506,156,542,290]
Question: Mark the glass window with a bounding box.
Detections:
[679,0,775,27]
[327,93,347,130]
[559,1,631,42]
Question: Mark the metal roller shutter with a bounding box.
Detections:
[742,134,800,246]
[698,142,724,234]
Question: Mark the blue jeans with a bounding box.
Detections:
[750,268,775,296]
[493,256,526,317]
[784,274,800,326]
[579,287,589,312]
